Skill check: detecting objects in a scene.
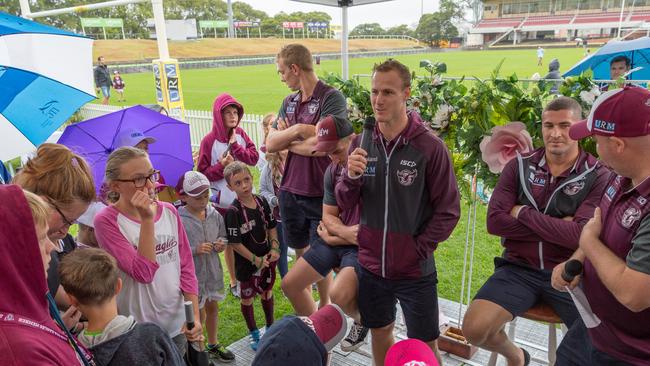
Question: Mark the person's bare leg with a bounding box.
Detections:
[462,299,525,366]
[426,339,444,366]
[225,246,237,289]
[281,257,322,316]
[370,323,395,366]
[316,271,332,309]
[204,300,219,345]
[330,267,360,321]
[294,245,331,308]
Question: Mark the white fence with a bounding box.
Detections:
[77,104,266,150]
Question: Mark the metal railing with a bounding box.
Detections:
[349,34,420,44]
[77,104,266,150]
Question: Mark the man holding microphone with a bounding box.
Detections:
[336,59,460,365]
[553,87,650,365]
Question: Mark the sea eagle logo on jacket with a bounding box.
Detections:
[397,169,418,186]
[622,207,642,228]
[307,100,319,114]
[563,180,586,196]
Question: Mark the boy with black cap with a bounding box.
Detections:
[177,171,235,362]
[281,114,369,351]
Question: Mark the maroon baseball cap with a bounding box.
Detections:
[569,86,650,140]
[312,115,354,154]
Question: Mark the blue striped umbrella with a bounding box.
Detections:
[0,12,95,161]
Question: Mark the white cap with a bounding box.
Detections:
[76,201,107,228]
[115,128,156,149]
[177,171,210,197]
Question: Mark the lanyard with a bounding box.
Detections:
[47,293,95,366]
[238,196,268,245]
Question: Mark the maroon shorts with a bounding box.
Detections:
[239,261,277,300]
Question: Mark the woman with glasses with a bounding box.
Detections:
[94,147,202,357]
[12,143,96,324]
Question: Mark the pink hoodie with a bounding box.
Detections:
[197,93,259,207]
[0,185,82,365]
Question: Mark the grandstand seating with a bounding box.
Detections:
[520,15,573,27]
[630,12,650,22]
[475,17,524,29]
[573,12,627,24]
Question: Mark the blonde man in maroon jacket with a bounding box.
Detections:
[337,59,460,366]
[462,97,610,366]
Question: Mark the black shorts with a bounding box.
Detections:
[356,265,440,342]
[474,258,579,327]
[556,320,632,366]
[302,238,358,277]
[279,190,322,250]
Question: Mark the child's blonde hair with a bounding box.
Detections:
[22,190,49,230]
[262,113,276,140]
[104,146,149,201]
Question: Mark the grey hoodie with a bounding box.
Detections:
[78,315,183,366]
[179,205,226,306]
[544,58,562,94]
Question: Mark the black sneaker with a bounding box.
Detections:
[207,344,235,363]
[340,322,368,352]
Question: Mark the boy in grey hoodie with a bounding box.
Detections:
[58,248,183,366]
[177,170,235,363]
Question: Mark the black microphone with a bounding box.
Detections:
[353,117,376,178]
[562,259,583,282]
[184,301,195,330]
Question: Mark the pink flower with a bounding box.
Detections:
[480,122,534,174]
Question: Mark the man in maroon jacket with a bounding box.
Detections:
[462,97,610,365]
[553,87,650,365]
[337,59,460,365]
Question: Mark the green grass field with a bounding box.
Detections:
[90,47,578,347]
[103,47,595,115]
[216,200,500,346]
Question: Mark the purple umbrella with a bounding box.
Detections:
[58,105,193,193]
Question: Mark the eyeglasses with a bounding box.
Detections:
[48,200,77,227]
[114,170,160,188]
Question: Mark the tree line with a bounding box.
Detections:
[6,0,467,46]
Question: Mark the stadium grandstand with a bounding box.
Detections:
[468,0,650,46]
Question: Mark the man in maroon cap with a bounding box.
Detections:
[281,114,368,350]
[462,97,610,366]
[553,86,650,365]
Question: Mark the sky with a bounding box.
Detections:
[238,0,442,29]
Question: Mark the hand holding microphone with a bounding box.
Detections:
[553,259,583,291]
[348,117,375,179]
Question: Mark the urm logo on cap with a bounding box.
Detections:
[593,120,615,134]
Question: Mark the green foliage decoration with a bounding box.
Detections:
[327,59,603,194]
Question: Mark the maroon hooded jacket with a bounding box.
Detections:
[0,185,83,365]
[336,112,460,279]
[197,93,259,207]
